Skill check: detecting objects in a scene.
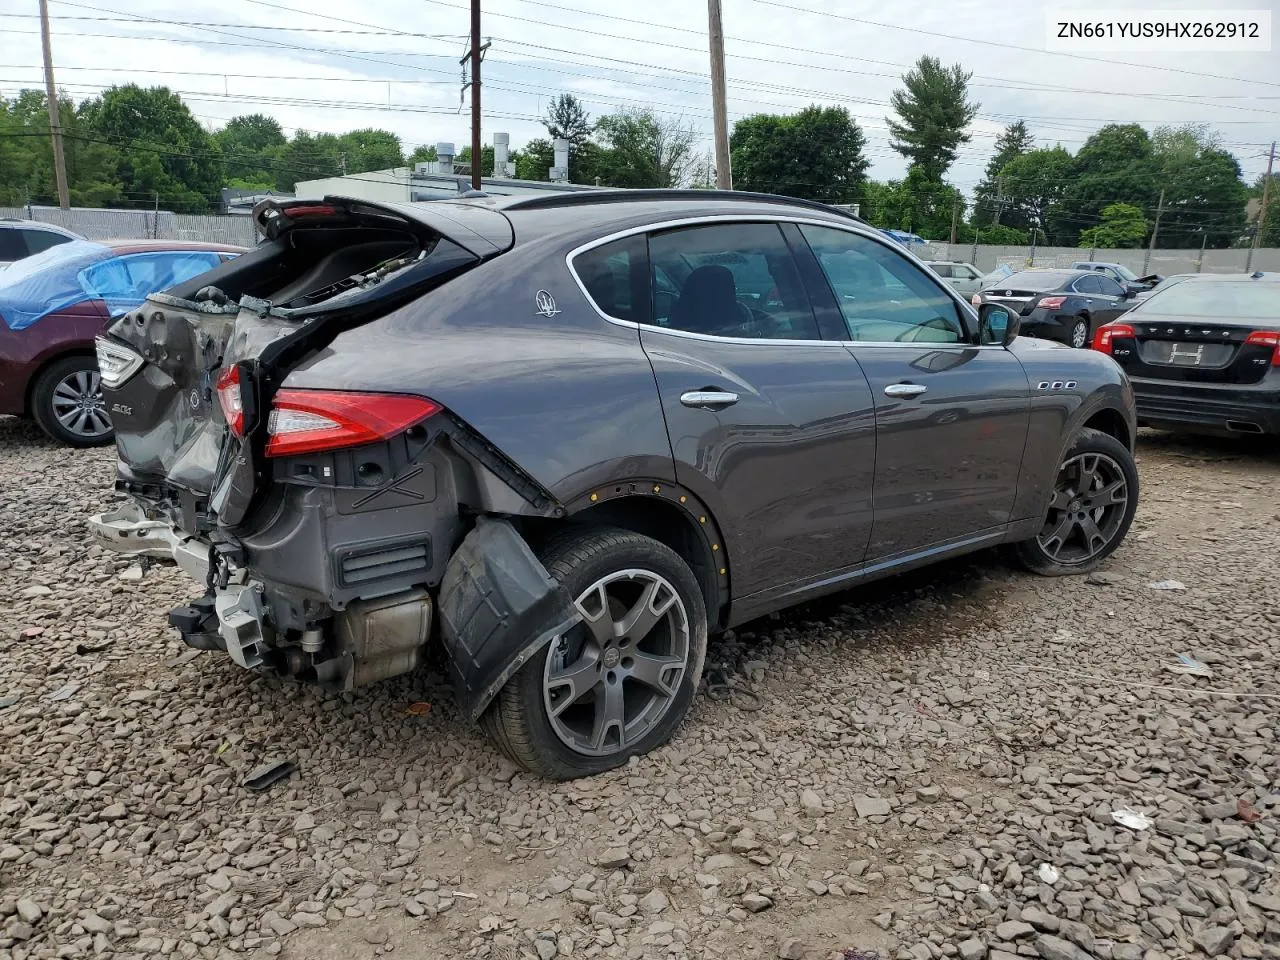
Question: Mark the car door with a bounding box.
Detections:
[798,223,1032,563]
[1090,274,1132,322]
[1071,273,1124,325]
[951,265,982,296]
[608,219,878,600]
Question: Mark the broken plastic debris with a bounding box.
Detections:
[1164,653,1213,677]
[243,759,297,792]
[1111,808,1153,831]
[405,701,433,716]
[76,640,114,655]
[1036,863,1060,885]
[47,681,80,701]
[1237,799,1262,824]
[1147,580,1186,591]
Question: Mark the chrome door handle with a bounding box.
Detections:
[680,390,739,409]
[884,383,927,399]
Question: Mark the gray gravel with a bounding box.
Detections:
[2,414,1278,960]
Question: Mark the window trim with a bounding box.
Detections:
[565,214,990,349]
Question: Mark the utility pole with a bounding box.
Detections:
[38,0,70,210]
[706,0,732,190]
[469,0,483,191]
[1248,140,1275,273]
[1143,188,1164,275]
[991,175,1006,227]
[949,199,959,246]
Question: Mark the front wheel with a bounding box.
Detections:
[31,355,115,447]
[1010,427,1139,576]
[481,527,708,780]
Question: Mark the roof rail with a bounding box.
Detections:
[501,188,867,224]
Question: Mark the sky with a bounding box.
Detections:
[3,0,1279,196]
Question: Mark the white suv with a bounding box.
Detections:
[0,220,85,268]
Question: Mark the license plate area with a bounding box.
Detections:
[1140,340,1233,368]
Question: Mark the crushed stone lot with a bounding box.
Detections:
[2,413,1279,960]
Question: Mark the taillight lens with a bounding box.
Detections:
[95,337,144,389]
[1245,330,1280,366]
[216,365,244,437]
[265,389,440,457]
[1092,322,1136,354]
[1037,296,1067,310]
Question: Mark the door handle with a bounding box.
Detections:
[680,390,739,409]
[884,383,927,399]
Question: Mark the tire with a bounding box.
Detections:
[1068,316,1090,349]
[481,526,708,780]
[1010,427,1139,576]
[30,355,114,448]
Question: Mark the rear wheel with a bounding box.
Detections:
[1011,428,1138,576]
[481,527,708,780]
[31,355,114,448]
[1068,316,1090,349]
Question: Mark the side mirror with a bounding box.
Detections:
[1123,286,1137,299]
[979,303,1019,346]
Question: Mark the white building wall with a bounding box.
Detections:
[293,168,412,203]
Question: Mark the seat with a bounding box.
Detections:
[669,264,743,335]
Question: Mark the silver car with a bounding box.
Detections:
[925,260,986,295]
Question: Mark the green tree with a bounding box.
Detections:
[971,120,1032,229]
[545,93,593,150]
[407,144,438,166]
[215,114,286,186]
[1149,124,1247,249]
[1053,124,1154,243]
[886,55,979,180]
[956,222,1029,245]
[79,85,222,211]
[1255,172,1280,247]
[1078,203,1149,248]
[861,169,963,240]
[515,138,553,181]
[276,131,340,190]
[336,128,403,174]
[1000,146,1076,244]
[594,109,695,188]
[730,105,869,203]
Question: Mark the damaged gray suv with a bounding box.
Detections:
[91,191,1140,779]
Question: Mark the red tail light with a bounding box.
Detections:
[1092,323,1135,355]
[265,389,440,457]
[1245,330,1280,366]
[1037,296,1067,310]
[216,365,245,437]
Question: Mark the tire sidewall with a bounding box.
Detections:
[32,355,114,448]
[509,531,708,779]
[1028,428,1139,572]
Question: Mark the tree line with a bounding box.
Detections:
[1,71,1274,249]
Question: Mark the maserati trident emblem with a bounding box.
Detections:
[534,290,561,318]
[188,389,201,410]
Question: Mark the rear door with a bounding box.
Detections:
[1090,274,1132,323]
[624,219,878,599]
[799,224,1031,562]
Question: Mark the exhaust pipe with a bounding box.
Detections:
[1226,420,1263,434]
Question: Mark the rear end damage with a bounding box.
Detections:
[90,196,579,707]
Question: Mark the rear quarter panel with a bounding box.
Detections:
[0,301,108,415]
[282,238,677,505]
[1008,336,1136,522]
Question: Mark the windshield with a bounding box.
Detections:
[1112,264,1139,281]
[1137,281,1278,319]
[992,271,1069,291]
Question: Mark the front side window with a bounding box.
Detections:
[646,222,820,340]
[800,225,967,344]
[1096,275,1126,297]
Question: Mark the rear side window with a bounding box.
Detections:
[1072,274,1101,294]
[24,229,73,255]
[646,222,820,340]
[572,235,648,324]
[930,264,954,278]
[0,230,24,261]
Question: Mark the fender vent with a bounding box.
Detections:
[336,539,432,587]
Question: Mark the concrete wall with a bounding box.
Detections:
[922,242,1280,276]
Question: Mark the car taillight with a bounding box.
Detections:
[216,365,245,437]
[1037,296,1067,310]
[1092,322,1136,354]
[265,389,441,457]
[95,337,144,389]
[1245,330,1280,366]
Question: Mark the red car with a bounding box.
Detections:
[0,238,245,446]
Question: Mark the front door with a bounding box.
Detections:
[627,220,878,599]
[798,224,1032,562]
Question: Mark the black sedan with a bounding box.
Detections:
[974,268,1135,348]
[1091,271,1280,438]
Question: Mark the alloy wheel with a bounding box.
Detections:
[1036,451,1129,565]
[1070,320,1089,349]
[51,370,112,439]
[543,568,691,757]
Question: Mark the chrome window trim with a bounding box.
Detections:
[563,213,991,349]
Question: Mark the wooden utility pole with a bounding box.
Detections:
[949,199,960,245]
[991,175,1006,227]
[1143,188,1164,275]
[38,0,70,210]
[469,0,482,191]
[1251,141,1275,263]
[707,0,732,190]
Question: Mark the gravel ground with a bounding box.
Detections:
[2,413,1279,960]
